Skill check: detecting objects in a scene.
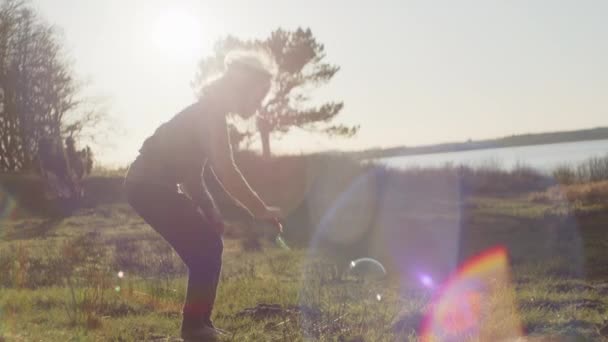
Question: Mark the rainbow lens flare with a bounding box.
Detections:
[421,246,523,341]
[0,186,18,221]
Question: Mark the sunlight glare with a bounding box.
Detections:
[150,7,203,63]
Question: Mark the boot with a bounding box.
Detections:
[181,317,228,341]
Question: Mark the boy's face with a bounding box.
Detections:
[236,77,271,119]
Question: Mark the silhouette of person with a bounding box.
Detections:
[38,136,79,200]
[124,51,282,341]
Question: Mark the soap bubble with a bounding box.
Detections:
[347,257,387,282]
[346,258,387,303]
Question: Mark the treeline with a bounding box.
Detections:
[0,0,102,172]
[0,152,554,218]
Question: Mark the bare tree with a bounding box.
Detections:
[194,28,358,158]
[0,0,103,172]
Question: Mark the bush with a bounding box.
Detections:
[553,165,577,185]
[0,173,127,217]
[577,155,608,183]
[551,154,608,184]
[3,152,602,233]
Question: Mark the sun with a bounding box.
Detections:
[149,8,203,63]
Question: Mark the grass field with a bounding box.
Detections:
[2,197,608,341]
[2,156,608,341]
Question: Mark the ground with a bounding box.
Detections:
[2,186,608,341]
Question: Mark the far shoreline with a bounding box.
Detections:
[349,126,608,160]
[376,137,608,162]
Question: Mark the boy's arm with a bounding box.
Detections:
[205,114,268,218]
[181,169,224,234]
[205,164,255,220]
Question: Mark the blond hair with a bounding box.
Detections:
[224,49,277,79]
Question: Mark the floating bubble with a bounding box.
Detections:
[347,257,387,281]
[114,286,121,292]
[117,271,124,278]
[346,258,387,303]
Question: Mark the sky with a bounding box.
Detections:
[33,0,608,167]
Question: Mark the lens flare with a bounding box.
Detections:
[315,171,381,245]
[421,246,522,341]
[419,274,434,288]
[0,186,18,221]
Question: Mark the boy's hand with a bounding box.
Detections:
[255,206,283,233]
[257,206,282,221]
[274,219,283,233]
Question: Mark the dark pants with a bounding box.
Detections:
[124,181,223,329]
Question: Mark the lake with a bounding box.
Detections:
[375,139,608,172]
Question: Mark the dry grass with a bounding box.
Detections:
[529,180,608,206]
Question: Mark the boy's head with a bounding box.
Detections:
[221,50,276,119]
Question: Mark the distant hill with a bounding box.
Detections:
[348,126,608,160]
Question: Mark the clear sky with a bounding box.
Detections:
[33,0,608,166]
